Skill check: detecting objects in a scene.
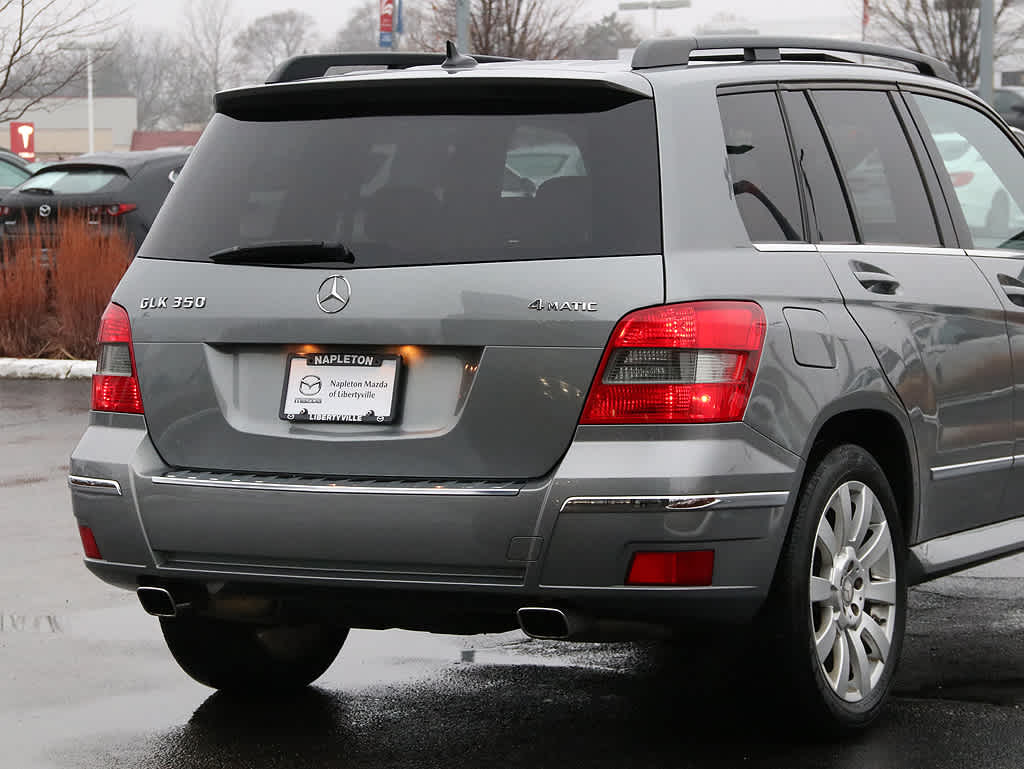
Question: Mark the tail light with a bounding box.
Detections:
[949,171,975,187]
[86,203,136,223]
[92,302,144,414]
[580,301,766,424]
[0,205,9,216]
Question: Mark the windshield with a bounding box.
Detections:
[15,167,128,195]
[141,95,661,268]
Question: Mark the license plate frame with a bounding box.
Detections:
[279,351,403,424]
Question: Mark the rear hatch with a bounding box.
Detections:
[120,73,664,480]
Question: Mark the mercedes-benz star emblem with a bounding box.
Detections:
[316,275,351,314]
[298,375,322,396]
[38,204,51,218]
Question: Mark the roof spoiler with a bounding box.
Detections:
[631,36,958,83]
[266,52,517,84]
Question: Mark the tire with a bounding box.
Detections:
[769,444,907,733]
[159,615,348,692]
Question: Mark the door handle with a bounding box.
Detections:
[851,261,901,295]
[998,274,1024,307]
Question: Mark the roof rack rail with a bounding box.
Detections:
[630,36,958,83]
[266,52,516,84]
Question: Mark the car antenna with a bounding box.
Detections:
[441,40,478,70]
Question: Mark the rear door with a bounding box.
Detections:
[787,85,1014,542]
[119,77,664,480]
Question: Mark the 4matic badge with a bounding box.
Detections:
[528,299,598,312]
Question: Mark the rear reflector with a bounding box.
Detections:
[78,525,102,559]
[580,301,766,424]
[626,550,714,586]
[92,303,144,414]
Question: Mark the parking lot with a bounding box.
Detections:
[0,378,1022,768]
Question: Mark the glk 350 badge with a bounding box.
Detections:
[140,296,207,309]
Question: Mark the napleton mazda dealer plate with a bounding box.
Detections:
[280,352,402,424]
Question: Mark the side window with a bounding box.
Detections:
[911,93,1024,250]
[813,90,941,247]
[780,91,856,243]
[718,91,803,242]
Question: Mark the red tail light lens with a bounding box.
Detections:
[0,205,9,216]
[580,301,766,424]
[106,203,137,217]
[78,525,102,559]
[92,302,144,414]
[626,550,715,586]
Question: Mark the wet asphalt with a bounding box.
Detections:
[2,379,1024,769]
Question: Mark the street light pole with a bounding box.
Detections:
[617,0,691,37]
[86,47,94,154]
[456,0,470,51]
[980,0,994,105]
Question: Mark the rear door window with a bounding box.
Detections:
[718,91,804,242]
[911,93,1024,250]
[16,167,128,195]
[812,90,941,247]
[141,92,661,267]
[780,91,857,243]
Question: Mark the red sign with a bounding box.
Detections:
[10,121,35,161]
[380,0,394,34]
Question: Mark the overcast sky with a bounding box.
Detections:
[124,0,862,42]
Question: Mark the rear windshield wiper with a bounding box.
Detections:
[17,187,54,195]
[207,240,356,265]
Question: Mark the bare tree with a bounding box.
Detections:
[868,0,1024,85]
[575,13,640,60]
[235,10,319,83]
[0,0,117,123]
[417,0,580,59]
[183,0,239,96]
[106,28,187,130]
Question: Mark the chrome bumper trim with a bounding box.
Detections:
[559,491,790,514]
[68,475,123,496]
[151,473,521,496]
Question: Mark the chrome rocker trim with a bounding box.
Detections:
[560,491,790,514]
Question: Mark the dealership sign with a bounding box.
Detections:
[10,121,35,161]
[380,0,395,47]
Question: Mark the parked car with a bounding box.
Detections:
[0,149,190,253]
[0,148,30,195]
[70,40,1024,734]
[988,86,1024,130]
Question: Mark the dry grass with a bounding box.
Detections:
[0,223,50,358]
[0,211,133,359]
[51,212,134,360]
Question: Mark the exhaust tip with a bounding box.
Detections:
[137,586,179,618]
[517,607,570,640]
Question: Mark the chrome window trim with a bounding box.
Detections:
[966,248,1024,259]
[67,475,123,496]
[560,491,790,514]
[151,474,521,496]
[816,244,965,256]
[752,242,817,252]
[930,456,1013,481]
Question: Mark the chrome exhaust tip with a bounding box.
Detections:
[137,586,188,618]
[517,607,571,640]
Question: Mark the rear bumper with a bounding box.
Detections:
[70,415,802,632]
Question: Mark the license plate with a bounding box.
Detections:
[279,352,402,424]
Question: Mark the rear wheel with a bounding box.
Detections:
[771,444,906,733]
[160,615,348,692]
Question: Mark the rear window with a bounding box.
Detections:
[140,91,661,267]
[16,167,128,195]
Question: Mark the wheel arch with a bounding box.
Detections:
[796,394,920,545]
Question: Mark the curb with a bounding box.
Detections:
[0,358,95,380]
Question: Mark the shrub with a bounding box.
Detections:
[51,212,134,360]
[0,224,50,358]
[0,211,133,359]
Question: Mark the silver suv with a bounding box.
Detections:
[69,38,1024,732]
